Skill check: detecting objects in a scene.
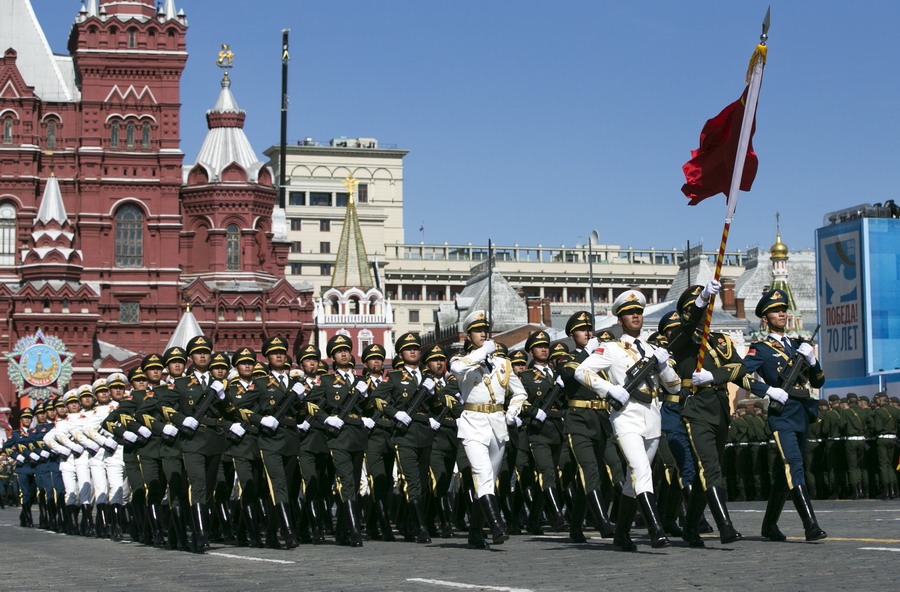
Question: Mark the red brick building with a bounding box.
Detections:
[0,0,313,408]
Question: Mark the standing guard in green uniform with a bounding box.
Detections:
[872,392,898,499]
[821,394,844,498]
[842,394,867,499]
[805,403,826,499]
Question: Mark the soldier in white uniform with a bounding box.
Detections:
[44,390,82,534]
[450,310,527,547]
[101,373,130,540]
[575,290,680,551]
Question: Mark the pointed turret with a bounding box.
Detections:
[20,175,83,282]
[163,0,177,20]
[330,177,373,290]
[166,304,203,350]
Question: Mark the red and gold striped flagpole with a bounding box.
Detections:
[695,14,769,373]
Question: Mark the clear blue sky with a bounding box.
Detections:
[32,1,900,254]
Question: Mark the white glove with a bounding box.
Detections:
[210,380,225,399]
[181,417,200,431]
[514,416,523,428]
[585,337,600,354]
[362,417,376,430]
[137,426,152,439]
[40,450,50,459]
[428,418,441,431]
[696,279,721,306]
[422,377,436,392]
[607,385,630,406]
[692,369,714,386]
[482,340,497,355]
[394,411,412,426]
[797,343,816,365]
[16,454,25,463]
[324,416,344,430]
[534,408,548,422]
[229,424,246,438]
[162,424,179,438]
[767,387,789,404]
[653,348,670,369]
[555,376,565,388]
[29,452,40,461]
[292,382,307,398]
[298,420,311,432]
[57,448,71,459]
[103,437,119,452]
[354,382,369,397]
[260,416,279,431]
[122,431,138,444]
[71,444,85,455]
[83,439,100,452]
[505,412,518,426]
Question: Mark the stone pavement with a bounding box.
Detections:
[0,499,898,592]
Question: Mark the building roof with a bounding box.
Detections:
[35,174,68,225]
[1,0,77,102]
[438,267,526,334]
[165,306,203,351]
[190,75,269,184]
[735,247,818,322]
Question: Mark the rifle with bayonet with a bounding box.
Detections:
[327,377,368,435]
[393,376,436,435]
[178,379,225,437]
[262,380,307,436]
[769,324,821,416]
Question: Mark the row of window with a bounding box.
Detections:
[288,263,332,276]
[1,116,153,150]
[289,241,332,254]
[288,185,368,207]
[119,303,270,325]
[289,219,332,232]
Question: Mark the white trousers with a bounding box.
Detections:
[59,457,79,506]
[617,433,659,497]
[462,437,505,498]
[73,453,93,505]
[104,449,128,505]
[89,451,109,504]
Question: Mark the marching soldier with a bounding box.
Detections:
[821,394,845,499]
[744,289,827,542]
[503,349,533,535]
[295,343,330,544]
[520,330,568,533]
[361,343,396,541]
[575,290,681,551]
[559,312,616,542]
[872,392,898,499]
[6,407,37,527]
[374,333,443,544]
[309,334,371,547]
[842,394,867,499]
[450,310,528,548]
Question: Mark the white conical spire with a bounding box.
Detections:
[36,174,69,225]
[86,0,99,17]
[163,0,177,20]
[212,75,242,113]
[166,305,203,350]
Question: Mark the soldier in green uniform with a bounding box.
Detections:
[872,392,898,499]
[373,332,443,544]
[558,312,616,543]
[253,335,306,549]
[502,348,533,535]
[804,402,826,499]
[223,347,266,547]
[423,344,463,538]
[309,334,372,547]
[295,343,330,544]
[842,394,867,499]
[731,407,752,500]
[208,351,238,543]
[519,330,568,534]
[359,343,396,540]
[821,394,845,498]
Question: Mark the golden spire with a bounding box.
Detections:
[216,44,234,81]
[341,173,359,205]
[770,212,789,260]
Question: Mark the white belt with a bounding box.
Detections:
[807,439,823,443]
[878,434,897,439]
[737,443,749,446]
[845,436,865,441]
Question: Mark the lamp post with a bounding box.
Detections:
[588,230,599,320]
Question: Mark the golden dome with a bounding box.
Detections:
[770,232,788,259]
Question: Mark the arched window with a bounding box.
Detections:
[114,204,143,267]
[0,203,16,266]
[3,117,13,144]
[141,122,151,148]
[226,224,240,270]
[110,122,119,147]
[125,121,135,148]
[128,28,137,49]
[46,120,56,149]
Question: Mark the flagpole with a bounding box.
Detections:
[695,11,769,373]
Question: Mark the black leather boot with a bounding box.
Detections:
[275,502,298,549]
[526,485,544,535]
[543,488,568,531]
[636,492,670,548]
[613,494,637,551]
[110,504,124,541]
[346,499,363,548]
[660,481,683,537]
[569,487,587,543]
[705,486,742,544]
[376,498,395,542]
[438,495,455,538]
[681,486,706,548]
[217,501,236,544]
[306,497,326,544]
[791,485,827,541]
[96,503,109,538]
[148,503,166,547]
[467,491,487,549]
[242,502,264,548]
[760,490,788,541]
[81,504,95,536]
[191,503,210,553]
[479,494,509,544]
[412,499,432,544]
[170,504,192,552]
[65,504,78,535]
[586,489,616,538]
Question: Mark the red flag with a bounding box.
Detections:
[681,87,758,205]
